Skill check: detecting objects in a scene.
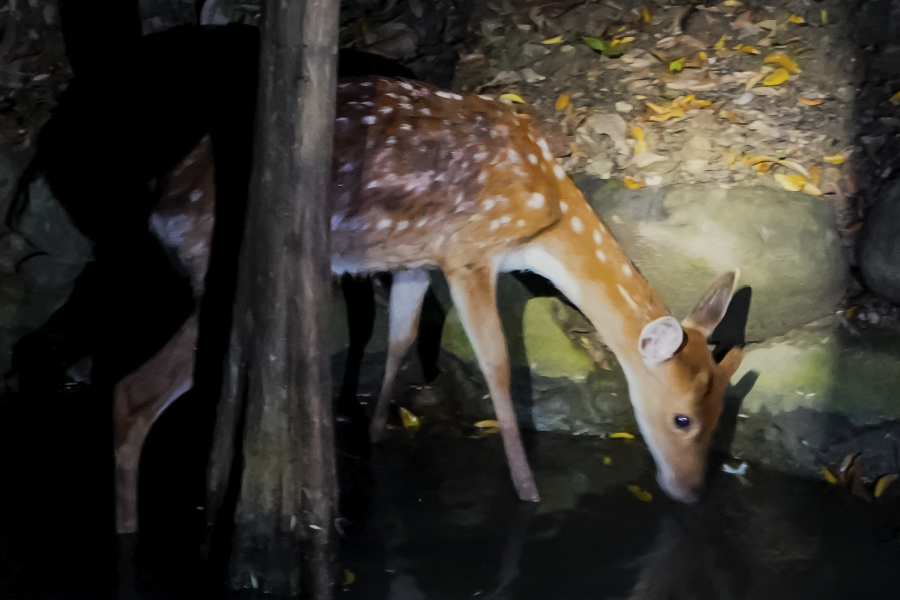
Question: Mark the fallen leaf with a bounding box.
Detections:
[634,140,648,155]
[627,485,653,502]
[570,141,587,158]
[699,51,708,61]
[803,182,823,196]
[809,164,820,186]
[714,35,728,51]
[763,68,790,86]
[542,35,563,44]
[343,569,356,586]
[670,58,685,72]
[744,72,765,91]
[641,8,652,22]
[723,0,741,6]
[775,173,805,191]
[584,37,625,58]
[798,96,823,105]
[721,109,746,124]
[474,420,500,428]
[603,456,612,466]
[633,152,667,167]
[610,432,636,439]
[500,93,526,104]
[891,91,900,105]
[765,53,802,73]
[788,14,805,24]
[823,154,845,164]
[399,407,420,429]
[822,466,838,484]
[821,9,827,24]
[556,93,570,110]
[739,45,760,55]
[631,125,644,141]
[874,474,898,498]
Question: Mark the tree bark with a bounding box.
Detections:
[203,0,339,596]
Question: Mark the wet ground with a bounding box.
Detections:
[2,385,899,599]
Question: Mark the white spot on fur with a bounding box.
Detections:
[618,284,639,310]
[397,221,409,231]
[417,218,429,227]
[399,103,413,110]
[500,215,511,224]
[400,124,412,131]
[571,216,584,233]
[478,95,493,101]
[560,201,568,213]
[553,164,566,180]
[477,171,488,184]
[400,82,413,90]
[386,136,396,145]
[482,199,495,210]
[489,219,500,231]
[517,219,526,227]
[362,116,376,125]
[622,264,632,277]
[527,154,538,164]
[421,108,431,115]
[436,91,463,100]
[377,218,392,230]
[526,193,545,209]
[379,106,393,114]
[456,192,464,205]
[593,230,602,244]
[596,250,607,263]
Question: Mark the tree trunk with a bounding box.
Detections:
[203,0,340,596]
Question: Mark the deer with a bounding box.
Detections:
[112,75,742,533]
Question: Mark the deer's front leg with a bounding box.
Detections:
[446,263,540,503]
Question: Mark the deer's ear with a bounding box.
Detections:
[639,316,685,364]
[682,270,739,339]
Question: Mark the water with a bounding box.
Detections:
[1,389,898,599]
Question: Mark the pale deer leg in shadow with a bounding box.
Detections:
[447,264,539,503]
[113,313,199,534]
[369,268,430,442]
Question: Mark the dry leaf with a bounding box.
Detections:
[763,68,790,85]
[874,474,898,498]
[809,165,820,186]
[803,182,823,196]
[627,485,653,502]
[714,35,728,51]
[821,9,827,24]
[823,154,845,164]
[570,141,587,158]
[798,96,823,105]
[631,125,645,141]
[890,91,900,105]
[556,93,570,110]
[738,45,761,55]
[610,432,636,439]
[634,140,648,155]
[500,93,526,104]
[344,569,356,586]
[723,0,741,6]
[822,466,838,484]
[775,173,805,191]
[788,14,805,24]
[745,72,765,91]
[765,53,802,73]
[542,35,563,44]
[603,456,612,466]
[475,420,501,428]
[641,8,652,22]
[399,407,420,429]
[699,51,708,61]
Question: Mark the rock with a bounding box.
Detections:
[859,179,900,302]
[730,317,900,479]
[585,159,614,179]
[11,175,93,265]
[17,253,86,288]
[682,158,709,174]
[577,177,848,341]
[632,153,667,169]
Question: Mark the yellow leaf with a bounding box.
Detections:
[641,8,652,22]
[775,173,805,192]
[803,182,823,196]
[699,51,708,61]
[798,96,823,106]
[763,68,790,86]
[610,432,635,439]
[627,485,653,502]
[821,466,838,484]
[631,125,645,141]
[500,93,526,104]
[821,9,827,24]
[714,35,727,51]
[788,14,805,24]
[823,154,845,164]
[874,474,898,498]
[555,93,570,110]
[399,407,420,429]
[890,90,900,105]
[739,45,760,55]
[474,420,500,428]
[542,35,563,44]
[343,569,356,586]
[809,164,820,186]
[723,0,741,5]
[603,456,612,466]
[765,53,802,73]
[634,139,648,155]
[646,101,667,114]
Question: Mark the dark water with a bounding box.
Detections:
[1,387,898,600]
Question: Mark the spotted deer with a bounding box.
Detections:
[113,76,741,532]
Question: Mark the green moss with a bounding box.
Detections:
[522,298,595,380]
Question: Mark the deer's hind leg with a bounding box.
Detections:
[369,268,430,441]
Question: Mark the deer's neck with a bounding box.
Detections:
[499,181,669,372]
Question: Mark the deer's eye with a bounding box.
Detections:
[674,415,691,429]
